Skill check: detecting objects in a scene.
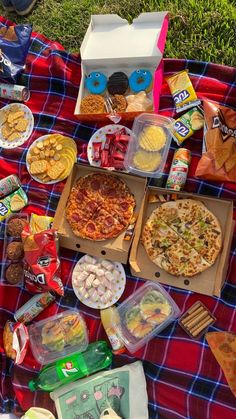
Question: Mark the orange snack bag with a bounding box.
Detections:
[206,332,236,397]
[195,100,236,182]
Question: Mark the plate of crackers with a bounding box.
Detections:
[26,134,77,184]
[0,103,34,149]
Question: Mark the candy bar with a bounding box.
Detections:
[92,141,102,162]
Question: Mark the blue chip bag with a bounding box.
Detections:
[0,23,32,81]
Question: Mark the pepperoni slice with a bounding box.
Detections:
[86,222,96,232]
[120,201,129,211]
[77,192,85,203]
[87,201,97,212]
[103,187,117,198]
[104,216,114,226]
[91,180,100,191]
[72,213,82,222]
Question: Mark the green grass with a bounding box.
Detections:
[1,0,236,66]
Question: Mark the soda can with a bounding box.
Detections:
[166,148,191,191]
[0,83,30,102]
[0,174,21,199]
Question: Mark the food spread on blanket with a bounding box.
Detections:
[142,199,222,277]
[1,15,236,417]
[26,134,77,183]
[65,173,136,240]
[195,100,236,183]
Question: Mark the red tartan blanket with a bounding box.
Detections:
[0,16,236,419]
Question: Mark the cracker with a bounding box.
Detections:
[8,131,20,142]
[2,124,13,139]
[30,159,48,175]
[15,118,28,132]
[7,111,24,124]
[47,161,65,179]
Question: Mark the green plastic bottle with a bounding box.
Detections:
[28,341,112,392]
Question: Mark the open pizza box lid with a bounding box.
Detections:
[53,163,146,264]
[129,187,234,297]
[74,12,169,122]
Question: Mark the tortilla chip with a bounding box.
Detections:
[214,142,233,170]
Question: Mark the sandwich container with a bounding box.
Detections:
[28,310,88,364]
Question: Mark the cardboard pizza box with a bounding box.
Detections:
[53,163,146,264]
[129,187,234,297]
[74,12,169,122]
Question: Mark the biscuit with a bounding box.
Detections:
[47,161,65,179]
[15,118,28,132]
[30,159,48,175]
[7,111,24,124]
[8,132,21,142]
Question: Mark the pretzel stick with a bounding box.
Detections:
[191,317,214,337]
[187,302,201,314]
[189,315,211,334]
[185,311,209,330]
[181,306,205,325]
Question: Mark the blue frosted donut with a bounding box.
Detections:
[85,72,107,94]
[129,69,152,93]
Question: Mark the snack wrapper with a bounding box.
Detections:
[166,70,201,113]
[22,225,64,296]
[30,214,54,233]
[14,292,56,324]
[3,320,29,364]
[0,187,28,221]
[0,23,32,80]
[195,100,236,183]
[0,174,21,198]
[172,107,204,145]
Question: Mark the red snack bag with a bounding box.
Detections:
[21,225,64,296]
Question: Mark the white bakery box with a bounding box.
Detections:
[74,11,169,122]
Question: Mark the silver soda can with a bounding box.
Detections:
[0,83,30,102]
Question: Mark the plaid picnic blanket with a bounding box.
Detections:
[0,15,236,419]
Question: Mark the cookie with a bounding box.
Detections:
[111,94,127,112]
[6,263,23,284]
[7,218,28,237]
[6,241,24,260]
[80,94,105,114]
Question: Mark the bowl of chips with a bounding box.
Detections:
[26,134,77,184]
[0,103,34,149]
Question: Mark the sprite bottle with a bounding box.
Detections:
[28,341,112,392]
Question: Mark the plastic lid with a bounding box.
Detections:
[28,380,37,391]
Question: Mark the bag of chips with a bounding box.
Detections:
[0,23,32,80]
[195,100,236,182]
[21,225,64,296]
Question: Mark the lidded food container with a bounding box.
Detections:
[124,113,173,177]
[28,310,88,364]
[115,281,180,353]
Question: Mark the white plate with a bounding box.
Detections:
[0,103,34,149]
[87,124,132,168]
[26,134,75,184]
[72,255,126,309]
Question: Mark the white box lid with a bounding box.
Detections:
[81,12,168,65]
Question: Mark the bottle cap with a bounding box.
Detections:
[28,380,37,391]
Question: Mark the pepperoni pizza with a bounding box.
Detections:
[65,173,136,240]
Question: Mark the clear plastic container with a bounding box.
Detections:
[115,282,180,353]
[124,113,173,178]
[28,310,88,364]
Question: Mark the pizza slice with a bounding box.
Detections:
[79,208,125,240]
[102,195,136,227]
[154,238,210,277]
[142,216,180,262]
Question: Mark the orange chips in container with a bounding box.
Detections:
[195,100,236,183]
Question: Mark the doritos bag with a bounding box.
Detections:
[0,23,32,80]
[195,100,236,182]
[21,225,64,296]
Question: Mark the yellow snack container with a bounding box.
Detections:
[166,70,201,113]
